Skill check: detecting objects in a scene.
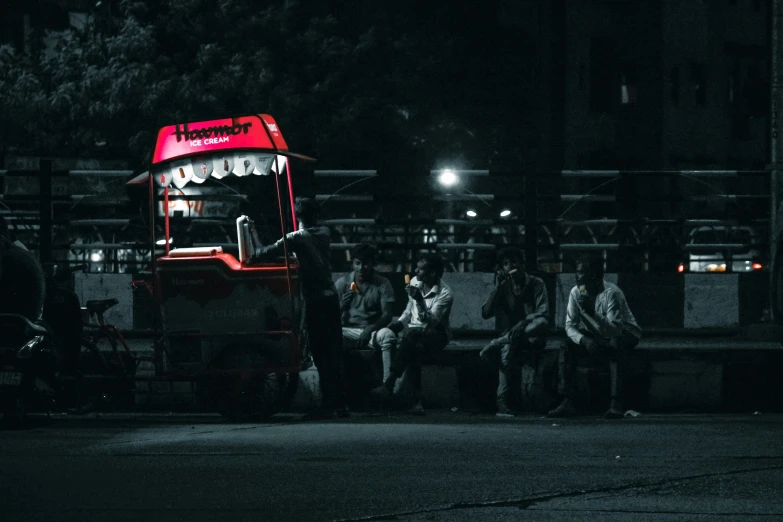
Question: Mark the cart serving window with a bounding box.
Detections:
[127,114,314,421]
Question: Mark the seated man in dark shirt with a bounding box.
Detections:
[335,244,396,382]
[479,248,550,416]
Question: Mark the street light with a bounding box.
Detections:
[438,169,459,187]
[466,210,477,218]
[500,209,512,217]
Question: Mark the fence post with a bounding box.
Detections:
[39,159,53,265]
[524,172,538,273]
[770,0,783,321]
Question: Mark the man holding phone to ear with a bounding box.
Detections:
[548,256,641,419]
[479,248,550,416]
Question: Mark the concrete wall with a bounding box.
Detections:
[333,272,498,331]
[75,272,134,330]
[683,274,739,328]
[87,270,766,334]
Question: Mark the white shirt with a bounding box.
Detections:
[566,280,641,345]
[398,276,454,340]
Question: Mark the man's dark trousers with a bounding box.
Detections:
[305,293,346,409]
[557,331,639,400]
[390,327,448,397]
[485,336,546,411]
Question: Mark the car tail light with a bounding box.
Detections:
[752,262,763,271]
[677,263,685,273]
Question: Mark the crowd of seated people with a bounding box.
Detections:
[249,198,640,419]
[333,243,640,418]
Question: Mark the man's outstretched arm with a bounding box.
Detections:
[371,301,394,331]
[249,238,286,263]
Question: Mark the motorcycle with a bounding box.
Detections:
[0,313,59,426]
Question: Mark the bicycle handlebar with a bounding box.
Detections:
[131,280,154,296]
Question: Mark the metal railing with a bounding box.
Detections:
[0,166,772,274]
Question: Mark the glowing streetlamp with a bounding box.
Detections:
[466,210,477,218]
[499,209,512,217]
[438,169,459,187]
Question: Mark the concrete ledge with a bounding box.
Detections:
[649,361,723,410]
[113,329,783,351]
[108,333,783,415]
[444,337,782,352]
[354,336,783,413]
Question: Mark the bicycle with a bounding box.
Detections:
[55,293,155,414]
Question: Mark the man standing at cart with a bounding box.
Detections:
[335,243,396,383]
[479,248,550,416]
[548,256,641,419]
[250,197,348,419]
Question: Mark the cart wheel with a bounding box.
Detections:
[208,346,286,422]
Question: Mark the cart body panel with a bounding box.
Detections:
[156,251,302,372]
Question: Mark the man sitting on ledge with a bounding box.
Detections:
[548,256,641,419]
[479,248,550,416]
[335,243,396,383]
[371,253,453,415]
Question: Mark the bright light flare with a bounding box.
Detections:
[499,209,512,217]
[438,169,459,187]
[156,238,173,245]
[466,210,477,218]
[677,263,684,273]
[752,262,763,270]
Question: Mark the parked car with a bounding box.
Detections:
[680,226,765,273]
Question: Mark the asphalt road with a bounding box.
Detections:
[1,411,782,521]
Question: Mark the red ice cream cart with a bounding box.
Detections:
[127,114,312,420]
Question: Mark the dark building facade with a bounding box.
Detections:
[560,0,769,170]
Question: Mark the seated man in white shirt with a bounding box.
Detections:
[371,253,453,414]
[548,256,641,419]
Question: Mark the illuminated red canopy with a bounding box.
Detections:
[152,114,288,165]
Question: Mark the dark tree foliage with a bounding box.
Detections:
[0,0,526,170]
